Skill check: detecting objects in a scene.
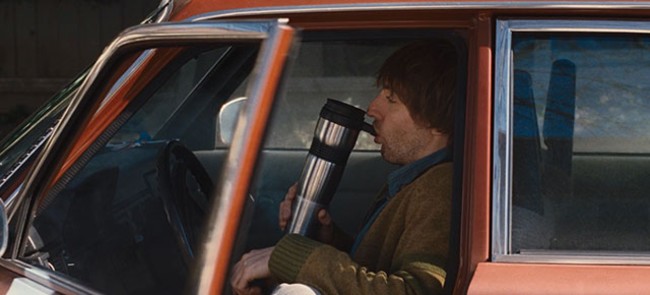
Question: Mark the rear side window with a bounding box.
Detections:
[494,20,650,261]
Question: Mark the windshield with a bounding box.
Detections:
[0,1,171,191]
[0,74,81,192]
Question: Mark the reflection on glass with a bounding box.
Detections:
[25,44,258,294]
[512,33,650,254]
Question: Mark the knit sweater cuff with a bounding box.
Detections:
[269,234,322,282]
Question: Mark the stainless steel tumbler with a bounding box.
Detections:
[286,98,375,238]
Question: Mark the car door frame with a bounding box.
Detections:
[1,19,295,294]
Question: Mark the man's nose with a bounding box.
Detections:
[366,95,380,119]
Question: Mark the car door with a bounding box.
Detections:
[469,18,650,294]
[0,20,294,294]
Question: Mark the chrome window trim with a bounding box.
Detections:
[0,116,61,207]
[5,183,23,211]
[187,2,650,22]
[154,0,174,23]
[497,250,650,264]
[0,259,101,294]
[493,18,513,262]
[493,18,650,264]
[96,0,173,120]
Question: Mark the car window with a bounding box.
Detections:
[110,48,228,144]
[241,30,464,254]
[20,43,259,294]
[262,36,406,150]
[495,20,650,259]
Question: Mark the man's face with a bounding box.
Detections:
[367,89,443,165]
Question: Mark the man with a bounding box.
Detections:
[231,39,458,295]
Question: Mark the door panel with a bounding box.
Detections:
[469,263,650,294]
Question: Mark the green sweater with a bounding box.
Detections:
[269,162,452,294]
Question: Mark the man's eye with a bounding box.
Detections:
[386,95,397,103]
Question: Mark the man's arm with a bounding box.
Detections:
[269,164,452,294]
[269,235,446,295]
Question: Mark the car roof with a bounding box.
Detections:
[168,0,650,21]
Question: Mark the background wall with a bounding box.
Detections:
[0,0,159,138]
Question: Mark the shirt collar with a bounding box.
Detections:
[387,147,450,197]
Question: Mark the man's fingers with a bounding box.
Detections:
[232,258,255,294]
[286,183,298,201]
[318,209,332,226]
[279,183,299,230]
[231,260,247,294]
[239,286,262,295]
[279,201,290,230]
[230,248,273,295]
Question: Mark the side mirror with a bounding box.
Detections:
[218,97,247,145]
[0,199,9,257]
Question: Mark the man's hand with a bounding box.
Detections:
[279,183,334,243]
[231,247,274,295]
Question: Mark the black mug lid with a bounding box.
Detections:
[320,98,367,130]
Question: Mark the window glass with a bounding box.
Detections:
[23,44,258,294]
[112,48,227,144]
[0,86,71,193]
[243,32,464,253]
[263,39,404,150]
[511,32,650,253]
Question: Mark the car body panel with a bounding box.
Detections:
[469,263,650,294]
[0,263,15,294]
[169,0,650,20]
[456,12,492,293]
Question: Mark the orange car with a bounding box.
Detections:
[1,0,650,294]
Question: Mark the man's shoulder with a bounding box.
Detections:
[396,161,453,212]
[401,161,453,197]
[420,161,453,182]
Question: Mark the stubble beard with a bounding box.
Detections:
[380,130,430,165]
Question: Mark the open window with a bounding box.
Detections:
[234,29,467,293]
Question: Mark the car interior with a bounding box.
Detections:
[22,29,467,294]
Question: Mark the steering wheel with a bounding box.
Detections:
[157,140,213,266]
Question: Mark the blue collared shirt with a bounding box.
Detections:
[349,147,450,255]
[387,148,450,198]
